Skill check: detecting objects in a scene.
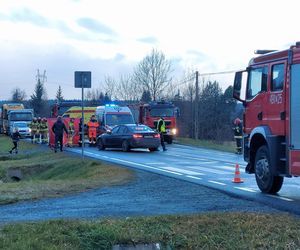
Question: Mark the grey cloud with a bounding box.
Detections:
[77,17,116,35]
[186,50,208,60]
[137,36,158,44]
[10,8,49,27]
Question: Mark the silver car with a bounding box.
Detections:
[10,121,31,138]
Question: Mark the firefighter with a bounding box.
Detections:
[40,118,49,144]
[67,118,75,147]
[87,115,99,146]
[233,118,243,154]
[157,116,167,151]
[29,117,38,143]
[37,117,42,143]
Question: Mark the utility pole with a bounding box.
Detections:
[36,69,47,84]
[194,71,199,140]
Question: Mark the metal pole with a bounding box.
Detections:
[81,77,84,160]
[194,71,199,140]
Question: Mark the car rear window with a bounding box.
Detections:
[129,125,153,132]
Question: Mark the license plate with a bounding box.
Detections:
[144,135,153,138]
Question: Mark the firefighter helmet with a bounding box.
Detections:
[234,118,241,125]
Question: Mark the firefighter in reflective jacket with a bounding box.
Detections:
[40,118,49,144]
[67,118,75,147]
[233,118,243,154]
[29,117,38,143]
[157,117,167,151]
[87,115,99,146]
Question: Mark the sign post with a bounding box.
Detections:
[74,71,91,160]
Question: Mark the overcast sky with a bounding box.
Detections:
[0,0,299,100]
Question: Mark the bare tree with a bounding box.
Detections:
[133,48,172,101]
[104,75,117,100]
[11,87,26,102]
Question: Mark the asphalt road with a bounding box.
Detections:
[0,143,296,224]
[68,143,300,215]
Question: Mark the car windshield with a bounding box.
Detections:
[149,108,174,117]
[128,125,153,133]
[106,114,134,126]
[9,113,32,121]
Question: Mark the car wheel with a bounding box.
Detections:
[254,145,284,194]
[122,140,130,152]
[149,147,158,152]
[97,139,105,150]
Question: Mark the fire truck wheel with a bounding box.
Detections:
[254,145,283,194]
[97,139,105,151]
[122,140,130,152]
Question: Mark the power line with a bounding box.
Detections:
[198,69,240,77]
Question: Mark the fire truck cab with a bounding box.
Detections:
[233,42,300,193]
[130,101,178,144]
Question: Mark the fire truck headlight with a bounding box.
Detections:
[172,128,177,135]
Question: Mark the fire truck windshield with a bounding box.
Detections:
[106,114,134,126]
[9,113,33,121]
[150,108,174,117]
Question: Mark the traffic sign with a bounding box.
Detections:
[74,71,91,88]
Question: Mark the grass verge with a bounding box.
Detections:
[0,212,300,249]
[0,135,134,204]
[176,137,236,153]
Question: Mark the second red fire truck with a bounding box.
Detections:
[129,101,179,144]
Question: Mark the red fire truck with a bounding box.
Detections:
[233,42,300,193]
[129,101,179,144]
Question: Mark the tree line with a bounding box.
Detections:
[7,48,241,142]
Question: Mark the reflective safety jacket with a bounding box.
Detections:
[87,120,99,133]
[39,121,48,133]
[233,123,243,139]
[157,118,166,133]
[68,121,75,133]
[29,121,38,132]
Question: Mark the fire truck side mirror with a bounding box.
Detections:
[233,71,246,104]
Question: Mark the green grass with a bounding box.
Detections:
[0,213,299,249]
[176,137,236,153]
[0,135,134,204]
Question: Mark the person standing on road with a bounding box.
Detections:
[67,118,75,147]
[40,118,49,144]
[233,118,243,154]
[9,127,21,154]
[29,117,38,143]
[51,116,68,153]
[87,115,99,146]
[157,116,167,151]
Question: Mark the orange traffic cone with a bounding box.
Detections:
[232,163,244,183]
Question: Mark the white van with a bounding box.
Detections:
[95,104,135,134]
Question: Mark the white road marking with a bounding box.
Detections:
[186,175,202,180]
[145,162,166,165]
[208,180,226,186]
[186,166,228,175]
[266,195,294,202]
[234,187,257,193]
[163,167,205,175]
[109,158,182,176]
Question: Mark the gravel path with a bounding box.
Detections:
[0,169,281,224]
